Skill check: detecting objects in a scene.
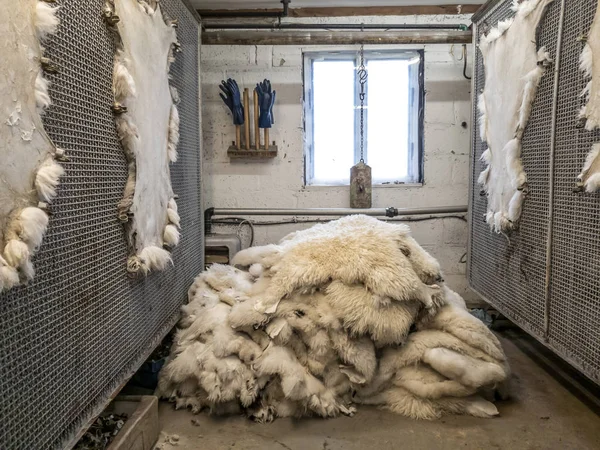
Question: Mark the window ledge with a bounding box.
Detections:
[303,183,423,190]
[374,183,424,188]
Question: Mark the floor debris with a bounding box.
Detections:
[73,413,128,450]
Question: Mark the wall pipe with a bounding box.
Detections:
[199,0,291,18]
[205,206,468,233]
[213,206,467,216]
[200,11,283,18]
[202,23,469,31]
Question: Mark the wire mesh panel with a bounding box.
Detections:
[469,0,558,337]
[548,0,600,384]
[470,0,600,386]
[0,1,202,449]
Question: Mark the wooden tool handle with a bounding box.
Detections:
[254,90,260,150]
[264,128,270,150]
[243,88,250,150]
[235,125,241,150]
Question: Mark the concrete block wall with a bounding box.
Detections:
[201,14,478,302]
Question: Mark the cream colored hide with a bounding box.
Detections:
[478,0,553,233]
[0,1,63,293]
[234,215,444,315]
[107,0,181,275]
[157,216,510,422]
[577,1,600,192]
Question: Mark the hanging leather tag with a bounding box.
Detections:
[350,161,372,208]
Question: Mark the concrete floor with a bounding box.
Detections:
[156,336,600,450]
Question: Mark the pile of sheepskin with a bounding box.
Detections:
[156,215,510,421]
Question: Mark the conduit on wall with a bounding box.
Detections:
[204,206,468,234]
[211,206,468,217]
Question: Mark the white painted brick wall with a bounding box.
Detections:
[201,14,479,303]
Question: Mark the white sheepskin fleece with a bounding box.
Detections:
[478,0,554,233]
[105,0,181,276]
[577,1,600,192]
[157,216,510,422]
[0,1,64,293]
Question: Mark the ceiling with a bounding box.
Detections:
[191,0,483,10]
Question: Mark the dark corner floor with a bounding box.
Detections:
[155,335,600,450]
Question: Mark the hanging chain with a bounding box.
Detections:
[358,44,367,163]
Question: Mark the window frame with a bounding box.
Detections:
[302,49,425,187]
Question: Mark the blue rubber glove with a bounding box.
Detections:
[219,78,244,125]
[255,79,276,128]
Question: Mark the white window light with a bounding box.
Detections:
[303,50,424,186]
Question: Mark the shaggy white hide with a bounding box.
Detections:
[478,0,553,233]
[233,215,444,314]
[577,1,600,192]
[0,1,63,293]
[106,0,181,276]
[157,216,510,421]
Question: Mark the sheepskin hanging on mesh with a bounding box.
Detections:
[156,216,510,422]
[478,0,553,233]
[576,1,600,192]
[104,0,181,276]
[0,1,64,293]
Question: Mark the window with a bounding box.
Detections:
[303,50,424,186]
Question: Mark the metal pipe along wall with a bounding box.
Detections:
[212,206,468,217]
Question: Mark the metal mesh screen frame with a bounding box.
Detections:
[548,0,600,384]
[0,1,202,449]
[469,0,600,385]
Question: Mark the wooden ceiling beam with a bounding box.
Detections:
[197,5,482,18]
[202,29,473,45]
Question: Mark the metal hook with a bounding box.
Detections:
[112,102,128,114]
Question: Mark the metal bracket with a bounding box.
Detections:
[204,207,215,234]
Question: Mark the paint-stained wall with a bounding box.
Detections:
[201,15,478,302]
